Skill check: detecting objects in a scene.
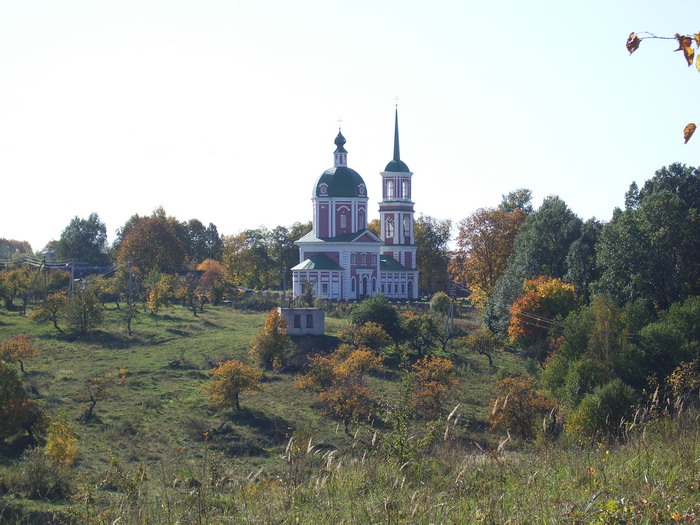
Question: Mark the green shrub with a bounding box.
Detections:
[561,358,609,407]
[565,379,637,441]
[5,447,71,499]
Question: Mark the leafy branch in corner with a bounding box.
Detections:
[626,31,700,143]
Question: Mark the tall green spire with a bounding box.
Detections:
[393,107,401,161]
[385,107,409,172]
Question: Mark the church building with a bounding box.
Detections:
[291,110,419,300]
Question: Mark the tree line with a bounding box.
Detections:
[448,163,700,441]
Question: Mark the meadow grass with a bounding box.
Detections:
[2,303,696,523]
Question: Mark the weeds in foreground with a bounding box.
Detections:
[3,411,697,524]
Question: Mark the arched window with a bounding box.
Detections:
[386,181,394,199]
[351,278,356,293]
[340,213,347,229]
[358,210,365,228]
[403,215,410,240]
[402,181,409,198]
[386,216,395,238]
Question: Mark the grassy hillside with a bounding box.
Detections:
[1,304,698,523]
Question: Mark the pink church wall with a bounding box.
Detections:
[318,204,329,237]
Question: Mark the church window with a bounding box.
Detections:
[386,216,395,238]
[340,214,347,228]
[351,254,356,264]
[351,278,356,292]
[403,216,410,239]
[387,181,394,198]
[402,181,409,198]
[402,284,405,294]
[361,254,366,265]
[358,210,365,228]
[372,279,376,292]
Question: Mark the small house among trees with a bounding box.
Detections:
[277,307,325,336]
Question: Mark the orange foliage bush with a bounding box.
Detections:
[204,359,263,411]
[410,356,459,417]
[508,276,580,347]
[487,375,555,440]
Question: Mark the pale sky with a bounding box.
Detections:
[2,0,699,252]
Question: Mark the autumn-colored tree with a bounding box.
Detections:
[483,196,582,335]
[508,276,580,357]
[146,272,174,318]
[668,359,700,412]
[116,217,186,277]
[249,309,291,370]
[79,373,114,422]
[450,207,526,309]
[204,360,263,411]
[120,301,140,336]
[458,327,500,367]
[45,413,79,467]
[0,361,46,444]
[367,218,381,236]
[488,375,556,440]
[338,321,392,353]
[196,259,233,306]
[29,291,67,332]
[410,356,459,417]
[294,345,384,390]
[0,335,40,373]
[318,384,374,435]
[333,348,384,384]
[293,352,338,390]
[0,267,32,309]
[414,215,452,295]
[46,269,71,295]
[295,345,383,433]
[221,231,276,290]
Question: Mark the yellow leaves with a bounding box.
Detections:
[411,356,459,416]
[675,34,695,66]
[45,413,78,468]
[683,123,696,144]
[626,32,641,55]
[627,30,700,71]
[204,359,263,410]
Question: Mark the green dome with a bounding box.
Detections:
[384,159,410,172]
[314,167,367,198]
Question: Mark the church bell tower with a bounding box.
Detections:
[378,108,417,271]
